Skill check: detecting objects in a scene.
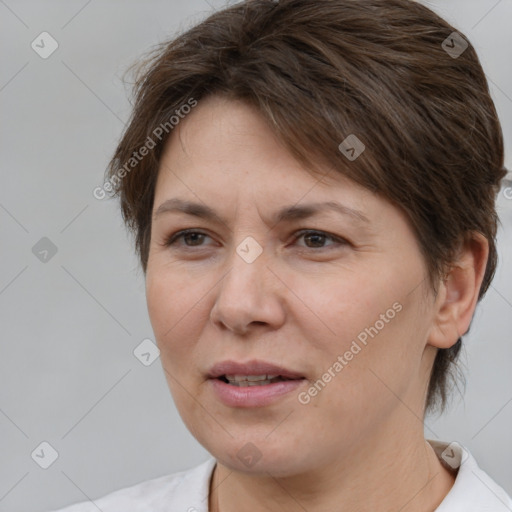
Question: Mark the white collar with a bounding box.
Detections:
[428,439,512,511]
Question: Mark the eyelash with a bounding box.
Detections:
[163,229,348,251]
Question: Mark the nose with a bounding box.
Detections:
[209,242,286,335]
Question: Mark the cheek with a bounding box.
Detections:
[297,265,419,396]
[293,268,387,349]
[146,268,190,349]
[145,264,212,368]
[146,267,212,434]
[146,271,171,337]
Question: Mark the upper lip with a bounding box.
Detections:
[207,359,305,380]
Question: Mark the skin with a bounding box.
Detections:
[145,94,489,512]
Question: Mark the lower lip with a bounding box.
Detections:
[209,378,306,407]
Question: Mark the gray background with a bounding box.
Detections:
[0,1,511,510]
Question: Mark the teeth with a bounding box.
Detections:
[223,374,286,386]
[228,379,276,387]
[225,374,279,382]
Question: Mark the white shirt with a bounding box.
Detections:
[50,440,512,511]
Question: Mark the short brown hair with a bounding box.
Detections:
[106,0,507,415]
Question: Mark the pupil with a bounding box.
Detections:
[305,233,324,247]
[185,233,204,246]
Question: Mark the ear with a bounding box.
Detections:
[427,232,489,349]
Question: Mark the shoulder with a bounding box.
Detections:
[48,457,216,512]
[428,440,512,511]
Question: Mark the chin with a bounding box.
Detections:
[205,435,312,477]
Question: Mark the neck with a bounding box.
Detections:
[208,419,456,512]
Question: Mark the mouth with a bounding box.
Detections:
[216,374,304,387]
[207,359,306,382]
[207,360,307,407]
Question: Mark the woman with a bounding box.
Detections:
[52,0,511,510]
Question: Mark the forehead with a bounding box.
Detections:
[153,95,410,234]
[156,94,366,195]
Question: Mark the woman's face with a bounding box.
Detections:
[146,94,439,476]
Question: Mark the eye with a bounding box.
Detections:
[163,229,212,248]
[293,230,348,250]
[162,229,348,250]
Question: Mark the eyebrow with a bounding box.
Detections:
[153,198,370,226]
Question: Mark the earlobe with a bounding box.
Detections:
[427,232,489,349]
